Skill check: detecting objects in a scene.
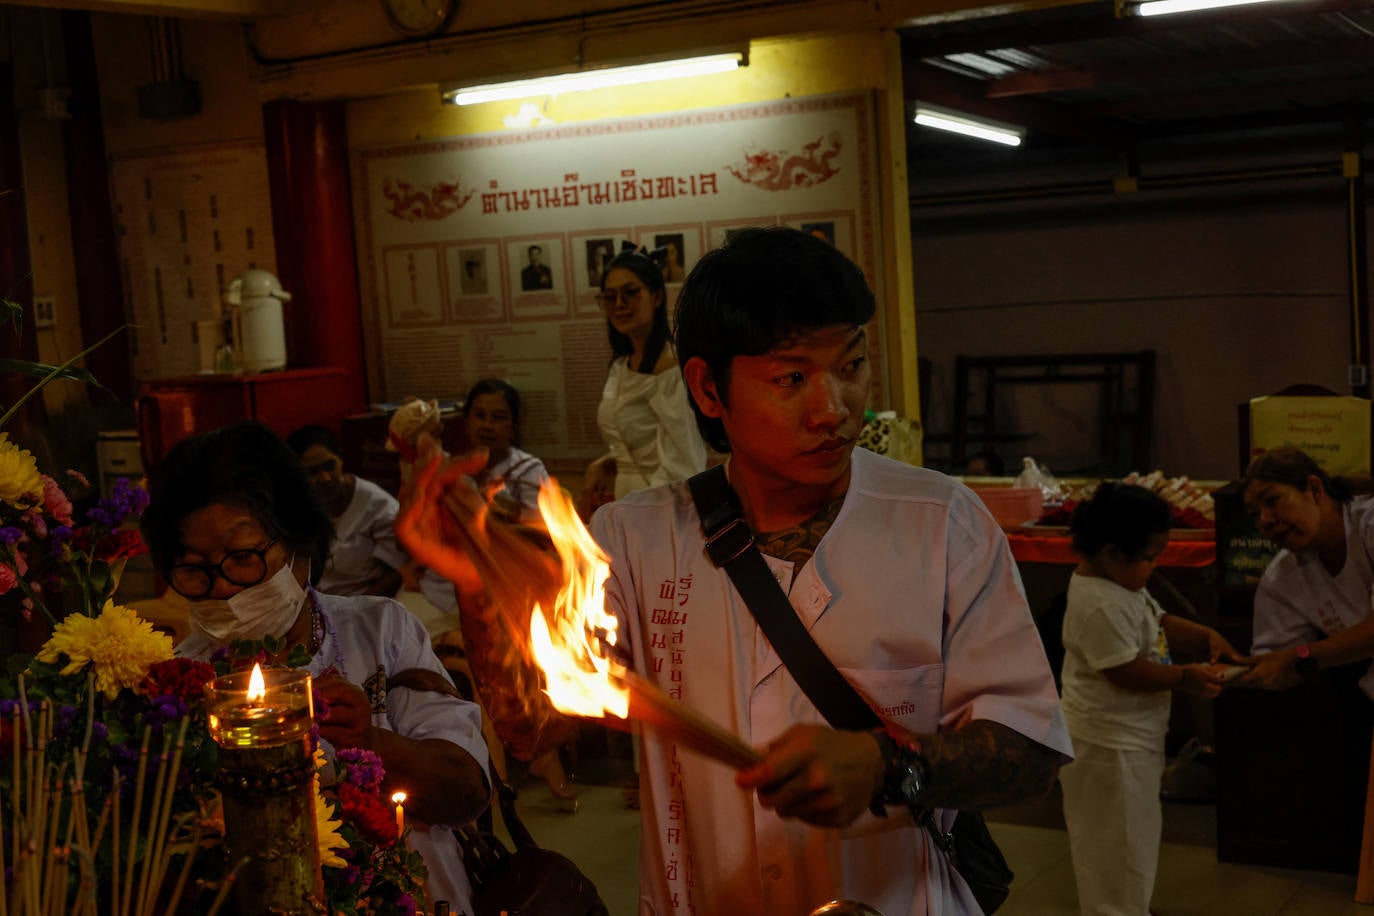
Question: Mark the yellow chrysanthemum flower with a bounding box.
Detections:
[0,433,43,510]
[314,778,349,868]
[36,603,174,699]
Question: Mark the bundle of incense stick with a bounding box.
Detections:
[618,669,761,770]
[4,675,234,916]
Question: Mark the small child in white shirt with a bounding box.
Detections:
[1059,482,1240,915]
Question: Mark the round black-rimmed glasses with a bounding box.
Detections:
[168,538,281,599]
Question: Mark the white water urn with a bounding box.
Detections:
[225,269,291,373]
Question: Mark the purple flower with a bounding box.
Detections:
[48,525,73,546]
[0,527,23,545]
[145,693,187,725]
[396,893,417,916]
[85,478,150,530]
[90,721,108,743]
[336,747,385,791]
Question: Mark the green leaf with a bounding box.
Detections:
[87,560,113,606]
[0,298,20,334]
[0,358,102,386]
[0,324,126,431]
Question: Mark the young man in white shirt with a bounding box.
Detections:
[434,227,1072,915]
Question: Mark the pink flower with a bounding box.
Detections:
[20,511,45,539]
[40,476,73,526]
[0,563,16,596]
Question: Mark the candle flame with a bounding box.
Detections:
[528,480,629,719]
[247,663,265,702]
[391,791,407,805]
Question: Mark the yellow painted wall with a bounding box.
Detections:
[78,8,921,421]
[347,33,889,146]
[92,12,264,158]
[347,31,922,423]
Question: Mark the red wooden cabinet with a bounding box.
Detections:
[136,367,361,469]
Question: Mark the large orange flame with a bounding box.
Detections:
[527,480,628,719]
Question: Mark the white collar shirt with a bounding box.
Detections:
[591,447,1072,916]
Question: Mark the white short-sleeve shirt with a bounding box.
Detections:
[590,447,1072,916]
[1252,497,1374,698]
[1060,573,1173,752]
[318,477,408,596]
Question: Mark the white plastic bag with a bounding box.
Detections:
[1015,456,1065,505]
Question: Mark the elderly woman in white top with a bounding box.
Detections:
[583,246,707,510]
[141,421,489,912]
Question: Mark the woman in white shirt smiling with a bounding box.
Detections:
[582,245,706,512]
[1239,447,1374,697]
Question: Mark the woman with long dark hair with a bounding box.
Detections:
[582,246,706,509]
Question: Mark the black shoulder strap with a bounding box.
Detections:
[686,465,880,731]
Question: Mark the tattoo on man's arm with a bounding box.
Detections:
[921,720,1061,810]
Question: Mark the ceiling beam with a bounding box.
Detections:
[0,0,318,20]
[985,35,1374,99]
[906,60,1123,143]
[904,0,1373,59]
[1087,73,1374,119]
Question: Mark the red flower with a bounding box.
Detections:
[338,782,397,847]
[95,528,147,563]
[140,658,216,702]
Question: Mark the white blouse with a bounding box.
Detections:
[596,358,707,499]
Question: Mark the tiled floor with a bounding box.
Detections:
[508,778,1370,916]
[403,592,1369,916]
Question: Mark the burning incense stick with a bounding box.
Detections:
[617,669,760,770]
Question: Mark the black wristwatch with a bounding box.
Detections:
[869,728,933,817]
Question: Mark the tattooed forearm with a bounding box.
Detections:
[754,496,846,570]
[919,720,1062,810]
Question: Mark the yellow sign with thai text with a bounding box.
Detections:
[1249,395,1371,476]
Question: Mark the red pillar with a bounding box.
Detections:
[262,99,368,414]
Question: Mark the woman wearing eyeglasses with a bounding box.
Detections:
[141,421,490,913]
[582,247,707,512]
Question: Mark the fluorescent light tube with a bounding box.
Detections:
[1134,0,1288,15]
[913,108,1024,147]
[445,53,742,106]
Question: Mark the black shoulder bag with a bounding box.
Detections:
[686,466,1013,915]
[388,668,608,916]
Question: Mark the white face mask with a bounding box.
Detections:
[189,557,307,645]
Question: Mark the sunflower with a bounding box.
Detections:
[314,778,350,868]
[0,433,43,511]
[36,602,174,699]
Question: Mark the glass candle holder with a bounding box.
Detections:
[205,667,314,749]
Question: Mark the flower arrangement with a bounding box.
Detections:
[2,610,430,915]
[0,433,149,623]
